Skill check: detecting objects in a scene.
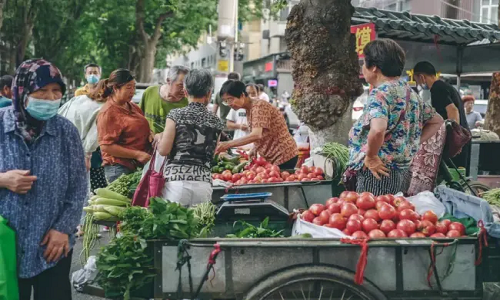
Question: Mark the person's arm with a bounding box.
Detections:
[445,104,460,124]
[0,170,37,194]
[421,114,444,143]
[157,119,176,156]
[224,127,263,149]
[213,93,221,114]
[365,118,387,158]
[100,144,149,161]
[226,120,248,131]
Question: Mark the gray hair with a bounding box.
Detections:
[184,69,213,98]
[167,65,190,83]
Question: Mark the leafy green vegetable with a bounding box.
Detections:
[321,142,349,179]
[483,188,500,207]
[192,201,217,237]
[227,217,284,238]
[106,171,142,197]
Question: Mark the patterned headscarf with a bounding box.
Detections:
[11,59,66,142]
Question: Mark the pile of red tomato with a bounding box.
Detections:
[300,191,467,239]
[212,158,324,185]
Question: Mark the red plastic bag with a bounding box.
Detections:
[132,150,167,207]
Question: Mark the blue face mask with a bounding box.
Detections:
[86,74,100,85]
[25,97,61,121]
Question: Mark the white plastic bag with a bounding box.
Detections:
[406,191,446,218]
[292,215,347,238]
[71,256,98,292]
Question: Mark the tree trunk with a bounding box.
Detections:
[0,0,5,31]
[485,72,500,136]
[136,42,156,83]
[285,0,362,146]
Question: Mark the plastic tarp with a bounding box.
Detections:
[0,215,18,300]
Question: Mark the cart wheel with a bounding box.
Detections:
[244,265,387,300]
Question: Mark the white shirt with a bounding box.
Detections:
[259,92,270,102]
[227,108,249,140]
[58,95,103,154]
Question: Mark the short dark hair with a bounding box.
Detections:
[0,75,13,89]
[364,39,406,77]
[227,72,240,81]
[413,61,437,76]
[257,84,264,93]
[84,63,101,73]
[103,68,134,98]
[184,69,213,98]
[220,80,247,98]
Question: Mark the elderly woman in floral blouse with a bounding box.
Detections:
[346,39,443,196]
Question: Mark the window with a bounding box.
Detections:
[384,0,411,12]
[202,58,206,68]
[481,0,499,24]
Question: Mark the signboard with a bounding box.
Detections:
[268,79,278,87]
[351,23,376,59]
[265,62,274,72]
[218,60,229,72]
[406,69,441,87]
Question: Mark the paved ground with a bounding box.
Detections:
[71,231,110,300]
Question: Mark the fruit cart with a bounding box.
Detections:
[140,187,500,300]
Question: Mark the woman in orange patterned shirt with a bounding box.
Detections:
[215,81,298,169]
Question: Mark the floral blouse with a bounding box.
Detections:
[348,79,436,171]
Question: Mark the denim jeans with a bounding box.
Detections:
[104,164,133,184]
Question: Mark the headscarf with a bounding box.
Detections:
[11,59,66,142]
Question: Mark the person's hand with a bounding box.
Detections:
[41,229,69,263]
[248,148,257,159]
[153,133,163,149]
[0,170,37,194]
[85,155,91,171]
[240,124,249,132]
[135,151,151,164]
[215,142,231,154]
[363,156,389,180]
[475,121,484,128]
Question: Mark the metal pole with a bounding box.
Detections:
[229,0,239,72]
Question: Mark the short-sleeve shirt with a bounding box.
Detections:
[139,86,189,134]
[430,80,469,129]
[349,79,436,171]
[215,93,231,123]
[466,111,483,129]
[97,101,151,170]
[227,108,249,140]
[164,102,225,183]
[248,100,298,165]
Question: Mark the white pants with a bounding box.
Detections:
[162,181,213,207]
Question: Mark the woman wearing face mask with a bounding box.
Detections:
[97,69,152,183]
[157,69,224,206]
[0,59,87,300]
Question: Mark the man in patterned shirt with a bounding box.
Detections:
[215,80,298,169]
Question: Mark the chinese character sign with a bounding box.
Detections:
[351,23,376,58]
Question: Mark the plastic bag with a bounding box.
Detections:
[406,191,446,218]
[0,216,18,300]
[71,256,98,292]
[292,215,347,238]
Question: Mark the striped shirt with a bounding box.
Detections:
[0,108,87,278]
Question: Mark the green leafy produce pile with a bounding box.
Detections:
[321,142,349,178]
[106,171,142,197]
[483,188,500,207]
[193,201,217,237]
[227,217,284,238]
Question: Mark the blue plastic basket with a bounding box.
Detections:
[220,192,273,202]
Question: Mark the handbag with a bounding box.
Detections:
[0,216,18,300]
[443,120,472,159]
[132,150,168,207]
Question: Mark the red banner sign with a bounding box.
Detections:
[351,23,376,58]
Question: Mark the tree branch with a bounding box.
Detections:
[135,0,150,43]
[152,11,173,42]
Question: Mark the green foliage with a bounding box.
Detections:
[227,217,284,238]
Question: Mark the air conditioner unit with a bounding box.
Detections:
[263,30,270,39]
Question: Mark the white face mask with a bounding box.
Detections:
[25,96,62,120]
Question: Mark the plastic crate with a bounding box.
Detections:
[435,186,500,238]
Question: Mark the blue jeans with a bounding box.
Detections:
[104,164,133,184]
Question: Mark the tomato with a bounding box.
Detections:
[349,214,365,222]
[446,230,462,238]
[441,219,452,229]
[301,165,310,174]
[319,210,332,224]
[309,166,316,174]
[222,172,232,181]
[376,195,390,203]
[309,204,325,216]
[344,192,359,203]
[435,222,448,234]
[281,171,290,180]
[316,175,324,180]
[301,178,311,182]
[314,167,324,176]
[327,203,341,214]
[255,167,265,174]
[410,232,426,238]
[378,204,397,220]
[362,218,379,233]
[323,224,334,228]
[271,165,280,173]
[420,220,436,236]
[356,194,376,210]
[357,209,366,216]
[231,173,242,182]
[375,201,386,211]
[387,229,408,238]
[346,219,362,233]
[364,209,380,222]
[397,220,416,235]
[255,156,267,166]
[341,203,358,218]
[422,211,438,224]
[326,197,339,207]
[329,213,347,230]
[339,191,349,199]
[430,233,446,238]
[393,196,407,207]
[351,231,368,239]
[298,174,308,181]
[246,171,256,180]
[269,171,280,178]
[360,192,374,198]
[213,174,223,180]
[301,210,315,222]
[265,163,273,169]
[307,173,317,179]
[448,222,466,235]
[399,209,419,222]
[397,201,415,212]
[343,228,351,235]
[368,229,386,239]
[313,217,325,226]
[379,220,396,234]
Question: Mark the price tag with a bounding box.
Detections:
[234,208,251,215]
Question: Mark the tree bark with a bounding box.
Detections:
[0,0,5,31]
[485,72,500,136]
[285,0,362,146]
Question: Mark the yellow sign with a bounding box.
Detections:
[351,23,376,58]
[407,69,441,86]
[218,60,229,72]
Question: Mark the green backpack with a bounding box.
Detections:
[0,215,18,300]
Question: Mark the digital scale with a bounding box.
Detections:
[213,193,291,237]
